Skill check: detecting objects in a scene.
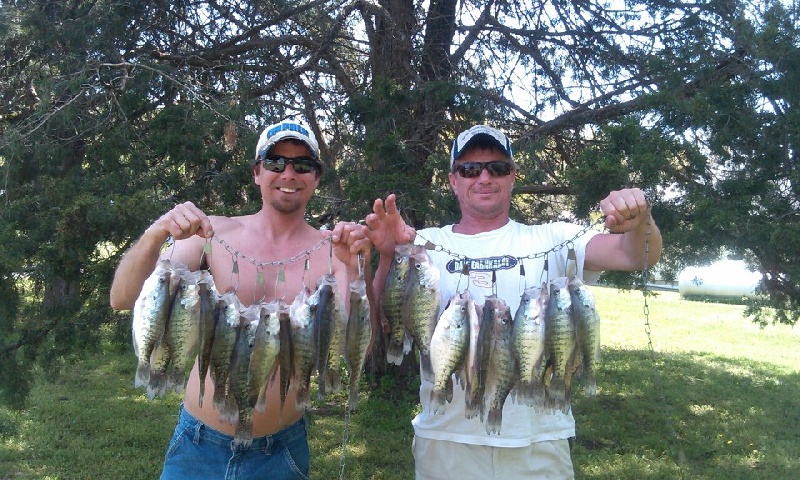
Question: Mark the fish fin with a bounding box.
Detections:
[549,376,567,403]
[429,389,448,415]
[386,340,405,365]
[135,362,150,389]
[233,419,254,448]
[420,352,434,383]
[444,376,454,404]
[485,407,502,435]
[402,332,412,355]
[584,375,597,396]
[347,384,360,412]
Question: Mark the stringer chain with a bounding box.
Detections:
[211,234,331,268]
[415,216,604,263]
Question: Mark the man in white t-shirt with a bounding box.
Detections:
[364,124,662,479]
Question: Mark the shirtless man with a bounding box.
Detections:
[110,119,372,480]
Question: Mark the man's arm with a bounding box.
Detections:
[585,188,663,272]
[109,202,214,311]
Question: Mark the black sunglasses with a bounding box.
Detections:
[453,160,514,178]
[258,155,321,174]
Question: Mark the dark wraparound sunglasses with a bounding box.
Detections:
[453,160,514,178]
[258,154,321,174]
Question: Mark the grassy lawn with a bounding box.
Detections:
[1,287,798,479]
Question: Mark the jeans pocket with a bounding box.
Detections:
[163,423,191,462]
[278,437,310,480]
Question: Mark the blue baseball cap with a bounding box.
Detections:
[450,125,513,168]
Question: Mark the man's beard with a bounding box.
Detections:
[270,196,304,214]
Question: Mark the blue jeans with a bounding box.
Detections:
[160,404,310,480]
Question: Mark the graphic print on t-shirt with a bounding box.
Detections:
[445,255,519,289]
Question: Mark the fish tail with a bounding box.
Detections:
[146,370,167,400]
[464,397,480,419]
[135,362,150,389]
[516,381,534,407]
[485,407,502,435]
[233,417,254,448]
[549,376,567,403]
[212,387,228,413]
[386,340,405,365]
[444,376,454,404]
[326,368,342,393]
[420,353,434,383]
[583,374,597,396]
[347,384,360,412]
[295,384,311,410]
[429,389,448,415]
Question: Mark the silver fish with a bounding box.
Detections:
[511,283,549,408]
[146,264,195,400]
[210,292,241,419]
[289,288,317,409]
[313,274,341,399]
[345,278,372,412]
[544,277,577,413]
[229,305,259,447]
[382,244,414,365]
[250,301,282,414]
[463,291,486,419]
[161,267,202,397]
[429,292,469,415]
[132,259,179,392]
[196,270,218,407]
[404,245,441,382]
[568,275,601,396]
[483,295,515,434]
[276,304,293,416]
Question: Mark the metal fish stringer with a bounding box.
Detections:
[539,257,549,285]
[454,258,470,294]
[228,252,240,294]
[275,264,287,302]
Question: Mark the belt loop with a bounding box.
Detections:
[263,436,274,455]
[193,420,202,446]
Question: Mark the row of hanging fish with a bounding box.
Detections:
[131,259,372,447]
[381,244,601,435]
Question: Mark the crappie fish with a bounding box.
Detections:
[382,244,414,365]
[228,305,259,447]
[463,292,486,419]
[196,270,218,407]
[544,277,577,413]
[146,264,195,400]
[132,259,179,392]
[312,274,340,399]
[210,292,241,418]
[483,295,515,434]
[276,306,293,416]
[568,275,601,395]
[511,283,548,408]
[429,292,469,415]
[345,278,372,411]
[250,301,282,414]
[324,283,346,396]
[289,288,317,409]
[160,267,202,397]
[404,246,441,382]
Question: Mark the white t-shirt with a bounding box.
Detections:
[411,219,600,447]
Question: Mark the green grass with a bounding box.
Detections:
[1,287,798,479]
